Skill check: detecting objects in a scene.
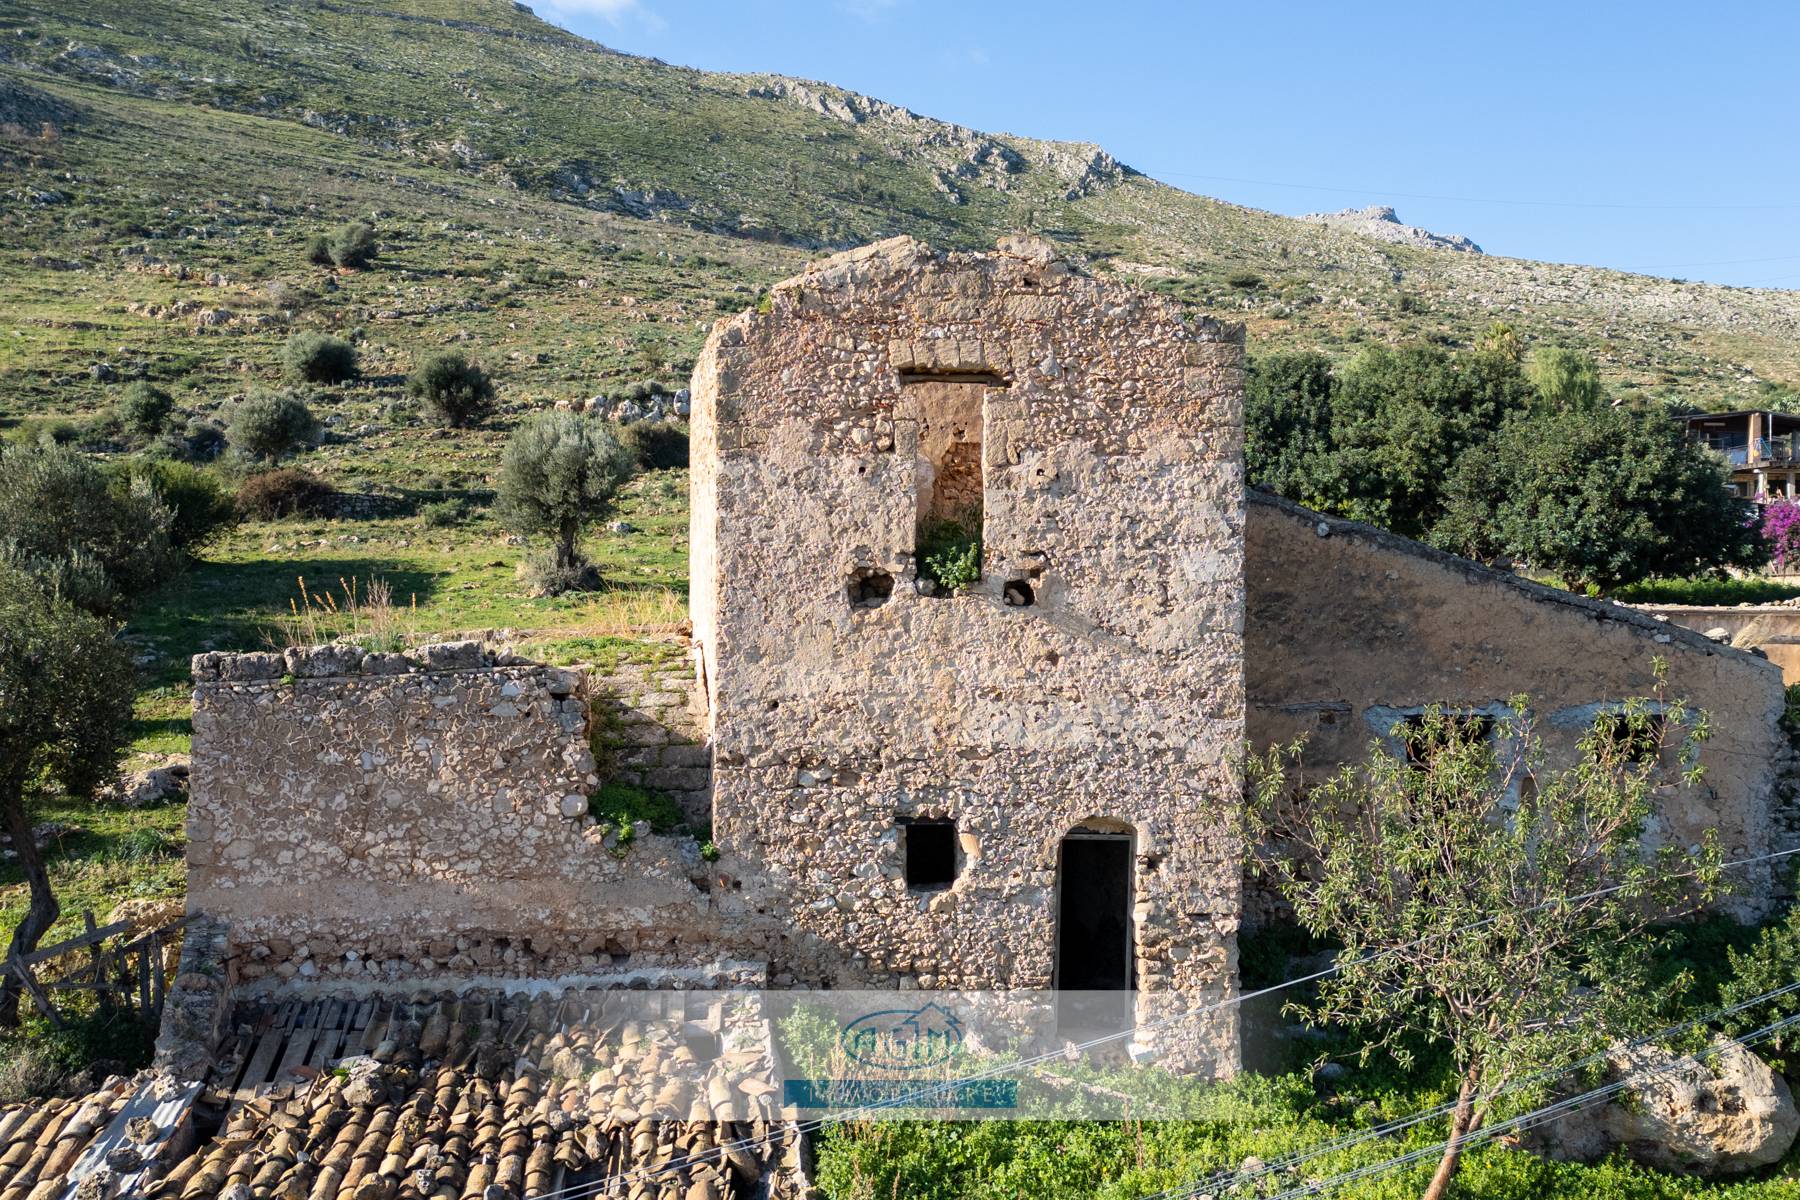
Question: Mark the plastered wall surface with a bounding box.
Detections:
[1245,490,1786,918]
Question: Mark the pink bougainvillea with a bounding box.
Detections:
[1762,499,1800,570]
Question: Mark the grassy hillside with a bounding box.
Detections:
[1,0,1796,932]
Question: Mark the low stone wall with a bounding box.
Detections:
[1634,604,1800,685]
[187,642,761,988]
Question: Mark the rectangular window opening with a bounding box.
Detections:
[1592,711,1667,766]
[902,819,958,891]
[1399,712,1494,770]
[910,381,986,594]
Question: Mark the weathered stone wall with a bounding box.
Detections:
[690,236,1246,1069]
[187,642,762,988]
[587,651,713,827]
[1246,490,1787,920]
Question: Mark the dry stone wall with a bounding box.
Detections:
[587,651,713,828]
[690,237,1246,1071]
[188,641,762,989]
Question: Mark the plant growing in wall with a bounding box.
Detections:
[917,511,982,594]
[1246,675,1723,1200]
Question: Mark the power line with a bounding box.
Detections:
[1140,974,1800,1200]
[523,846,1800,1200]
[1145,169,1800,213]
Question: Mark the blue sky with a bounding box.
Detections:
[532,1,1800,289]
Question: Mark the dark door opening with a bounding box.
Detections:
[1055,833,1135,1044]
[1056,834,1133,991]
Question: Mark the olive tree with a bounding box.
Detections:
[227,388,318,462]
[407,352,495,427]
[0,565,134,1025]
[0,444,180,619]
[495,411,636,593]
[1247,675,1723,1200]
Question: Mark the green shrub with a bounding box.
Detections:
[0,443,180,618]
[313,220,377,269]
[281,332,358,384]
[617,421,689,469]
[150,416,227,464]
[236,469,336,520]
[8,417,84,448]
[1227,271,1263,290]
[406,352,495,427]
[519,545,600,596]
[918,513,982,593]
[588,781,684,833]
[0,1010,156,1102]
[419,498,467,528]
[113,460,236,551]
[227,389,317,462]
[115,382,174,440]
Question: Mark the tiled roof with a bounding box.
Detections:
[10,991,801,1200]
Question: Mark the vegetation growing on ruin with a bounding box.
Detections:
[917,513,983,593]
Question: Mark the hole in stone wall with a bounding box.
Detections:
[902,819,957,891]
[848,568,894,609]
[1002,579,1035,607]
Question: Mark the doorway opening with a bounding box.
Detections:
[1055,830,1135,1041]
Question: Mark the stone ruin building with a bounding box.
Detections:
[12,236,1792,1200]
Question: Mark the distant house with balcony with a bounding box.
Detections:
[1679,409,1800,500]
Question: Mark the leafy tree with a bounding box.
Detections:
[227,389,318,462]
[115,459,236,552]
[280,331,358,384]
[495,412,636,591]
[0,444,179,619]
[1244,351,1337,509]
[115,381,174,441]
[1286,343,1533,540]
[1530,347,1606,411]
[1476,320,1523,362]
[1720,893,1800,1074]
[406,352,495,427]
[309,220,378,269]
[1434,405,1765,593]
[0,565,134,1025]
[1248,683,1723,1200]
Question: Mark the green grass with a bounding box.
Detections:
[1615,577,1800,606]
[812,918,1800,1200]
[0,795,187,951]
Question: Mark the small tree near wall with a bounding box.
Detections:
[1247,673,1723,1200]
[0,565,134,1025]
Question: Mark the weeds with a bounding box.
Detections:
[270,575,415,652]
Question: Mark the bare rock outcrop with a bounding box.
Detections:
[1297,205,1482,253]
[1531,1037,1800,1176]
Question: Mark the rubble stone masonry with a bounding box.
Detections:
[187,642,761,989]
[689,236,1247,1069]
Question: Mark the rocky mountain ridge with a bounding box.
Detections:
[1299,205,1483,254]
